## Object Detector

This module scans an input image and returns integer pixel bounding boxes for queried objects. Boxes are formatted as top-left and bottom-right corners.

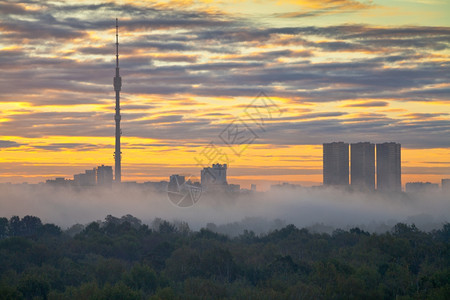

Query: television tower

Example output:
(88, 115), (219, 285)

(113, 18), (122, 183)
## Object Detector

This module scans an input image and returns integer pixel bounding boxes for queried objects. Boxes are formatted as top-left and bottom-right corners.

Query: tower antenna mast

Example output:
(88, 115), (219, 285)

(113, 18), (122, 183)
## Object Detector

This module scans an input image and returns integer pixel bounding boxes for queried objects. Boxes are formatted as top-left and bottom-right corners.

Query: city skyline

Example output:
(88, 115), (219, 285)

(0, 0), (449, 188)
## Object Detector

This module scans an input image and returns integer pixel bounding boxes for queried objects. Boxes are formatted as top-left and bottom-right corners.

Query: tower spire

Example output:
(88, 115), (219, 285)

(114, 18), (122, 183)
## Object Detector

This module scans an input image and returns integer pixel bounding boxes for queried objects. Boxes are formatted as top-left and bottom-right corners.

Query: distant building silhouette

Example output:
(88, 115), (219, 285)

(74, 168), (96, 186)
(143, 181), (168, 193)
(228, 184), (240, 192)
(46, 177), (72, 186)
(201, 163), (228, 188)
(270, 182), (302, 190)
(47, 165), (114, 187)
(169, 174), (185, 189)
(376, 142), (401, 192)
(97, 165), (113, 187)
(442, 179), (450, 193)
(323, 142), (349, 186)
(405, 182), (438, 193)
(167, 174), (202, 207)
(351, 142), (375, 190)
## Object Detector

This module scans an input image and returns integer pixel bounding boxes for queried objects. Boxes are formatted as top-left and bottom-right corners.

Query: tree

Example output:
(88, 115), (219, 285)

(120, 214), (142, 229)
(266, 255), (298, 277)
(98, 282), (141, 300)
(8, 216), (21, 237)
(18, 274), (50, 300)
(0, 217), (448, 299)
(95, 258), (125, 286)
(0, 285), (22, 300)
(21, 215), (42, 236)
(433, 223), (450, 243)
(392, 223), (420, 238)
(159, 221), (177, 234)
(65, 223), (85, 237)
(123, 264), (158, 293)
(83, 222), (101, 235)
(7, 216), (43, 237)
(105, 215), (121, 226)
(150, 287), (177, 300)
(0, 217), (8, 239)
(39, 224), (62, 236)
(183, 278), (227, 300)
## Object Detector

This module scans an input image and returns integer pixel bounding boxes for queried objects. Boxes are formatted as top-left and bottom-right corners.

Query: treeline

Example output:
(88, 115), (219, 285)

(0, 215), (449, 299)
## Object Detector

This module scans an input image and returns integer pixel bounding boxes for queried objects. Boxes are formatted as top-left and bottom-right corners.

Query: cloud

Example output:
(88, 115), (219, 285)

(0, 140), (22, 148)
(401, 113), (449, 119)
(0, 1), (32, 15)
(275, 0), (375, 18)
(343, 101), (389, 107)
(0, 111), (110, 138)
(32, 143), (102, 151)
(227, 49), (314, 61)
(299, 112), (348, 119)
(151, 54), (199, 63)
(288, 0), (374, 10)
(0, 19), (86, 40)
(0, 0), (449, 153)
(122, 104), (155, 111)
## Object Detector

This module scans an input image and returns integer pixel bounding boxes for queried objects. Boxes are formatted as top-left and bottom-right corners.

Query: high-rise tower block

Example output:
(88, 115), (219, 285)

(351, 142), (375, 190)
(376, 142), (401, 192)
(323, 142), (349, 186)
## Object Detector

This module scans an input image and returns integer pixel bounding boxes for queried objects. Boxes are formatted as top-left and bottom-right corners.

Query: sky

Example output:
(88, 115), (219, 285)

(0, 0), (449, 189)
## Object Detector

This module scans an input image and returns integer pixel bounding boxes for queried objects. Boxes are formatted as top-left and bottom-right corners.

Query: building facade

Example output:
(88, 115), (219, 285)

(97, 165), (113, 187)
(442, 179), (450, 193)
(323, 142), (349, 186)
(351, 142), (375, 190)
(73, 168), (96, 186)
(376, 142), (401, 192)
(46, 177), (72, 186)
(201, 163), (228, 188)
(405, 182), (438, 193)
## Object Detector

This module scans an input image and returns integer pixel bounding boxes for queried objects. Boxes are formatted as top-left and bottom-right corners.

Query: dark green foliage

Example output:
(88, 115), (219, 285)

(0, 215), (448, 299)
(0, 285), (22, 300)
(0, 217), (8, 239)
(39, 224), (62, 236)
(123, 264), (158, 293)
(8, 216), (21, 237)
(18, 273), (50, 300)
(195, 228), (229, 242)
(97, 282), (141, 300)
(165, 241), (237, 282)
(158, 220), (177, 234)
(183, 277), (227, 299)
(94, 257), (126, 286)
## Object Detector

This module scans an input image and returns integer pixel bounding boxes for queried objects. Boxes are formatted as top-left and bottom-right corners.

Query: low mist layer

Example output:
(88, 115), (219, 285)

(0, 184), (448, 234)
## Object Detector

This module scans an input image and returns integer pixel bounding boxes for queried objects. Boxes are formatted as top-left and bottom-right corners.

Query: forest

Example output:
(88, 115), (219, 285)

(0, 215), (448, 299)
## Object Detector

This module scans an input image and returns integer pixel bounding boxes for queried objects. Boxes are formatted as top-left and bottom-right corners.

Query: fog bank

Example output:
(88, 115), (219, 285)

(0, 184), (448, 234)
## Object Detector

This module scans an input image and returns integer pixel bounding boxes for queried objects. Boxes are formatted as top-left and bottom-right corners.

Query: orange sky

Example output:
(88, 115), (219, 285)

(0, 0), (449, 188)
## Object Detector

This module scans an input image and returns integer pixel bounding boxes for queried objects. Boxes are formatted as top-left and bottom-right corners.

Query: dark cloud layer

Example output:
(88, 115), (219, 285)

(0, 0), (449, 149)
(0, 140), (21, 148)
